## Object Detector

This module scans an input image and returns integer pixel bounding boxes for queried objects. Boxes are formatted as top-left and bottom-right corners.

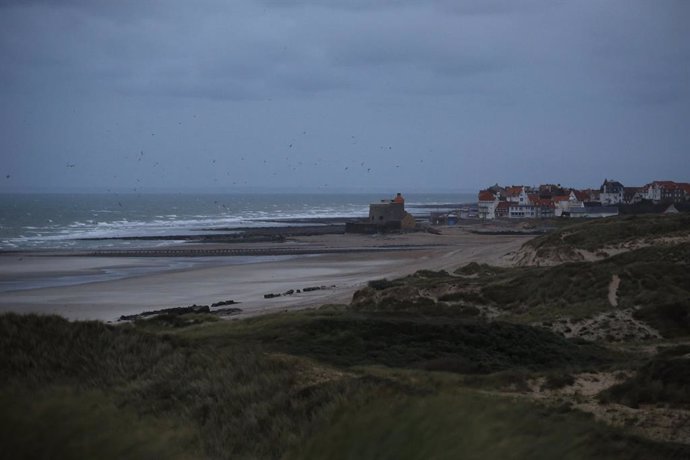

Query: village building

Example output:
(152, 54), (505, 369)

(582, 188), (600, 202)
(476, 178), (686, 221)
(600, 179), (625, 205)
(644, 181), (690, 203)
(505, 186), (528, 204)
(508, 199), (554, 219)
(623, 187), (645, 204)
(477, 190), (499, 219)
(552, 190), (585, 217)
(495, 201), (509, 218)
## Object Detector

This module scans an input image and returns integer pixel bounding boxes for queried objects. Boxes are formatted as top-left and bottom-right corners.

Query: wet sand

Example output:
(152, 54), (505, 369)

(0, 228), (532, 322)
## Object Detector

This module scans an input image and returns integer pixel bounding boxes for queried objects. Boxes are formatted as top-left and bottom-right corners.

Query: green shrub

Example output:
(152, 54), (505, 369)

(368, 278), (398, 290)
(632, 302), (690, 338)
(541, 373), (576, 390)
(599, 358), (690, 408)
(260, 315), (610, 374)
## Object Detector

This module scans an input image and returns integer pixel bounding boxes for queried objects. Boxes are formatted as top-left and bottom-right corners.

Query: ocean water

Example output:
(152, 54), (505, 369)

(0, 192), (476, 250)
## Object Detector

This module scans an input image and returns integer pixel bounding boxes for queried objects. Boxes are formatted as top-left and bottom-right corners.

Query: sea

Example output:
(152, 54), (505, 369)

(0, 192), (476, 251)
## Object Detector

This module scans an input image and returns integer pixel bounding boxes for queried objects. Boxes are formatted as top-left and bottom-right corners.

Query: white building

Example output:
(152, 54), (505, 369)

(600, 179), (625, 205)
(478, 190), (499, 219)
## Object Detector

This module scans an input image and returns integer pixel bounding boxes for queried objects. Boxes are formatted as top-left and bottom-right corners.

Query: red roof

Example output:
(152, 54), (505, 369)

(496, 201), (510, 210)
(505, 186), (523, 196)
(534, 198), (555, 208)
(552, 195), (569, 202)
(653, 181), (680, 189)
(478, 191), (496, 201)
(573, 190), (589, 201)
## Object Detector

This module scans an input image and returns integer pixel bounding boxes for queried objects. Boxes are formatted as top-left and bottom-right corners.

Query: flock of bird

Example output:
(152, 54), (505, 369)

(4, 118), (431, 192)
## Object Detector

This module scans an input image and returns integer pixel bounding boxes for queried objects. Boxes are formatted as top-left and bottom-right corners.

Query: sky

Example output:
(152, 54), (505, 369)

(1, 0), (688, 193)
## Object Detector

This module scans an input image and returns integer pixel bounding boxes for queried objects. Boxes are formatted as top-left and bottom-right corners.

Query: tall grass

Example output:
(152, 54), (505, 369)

(0, 313), (388, 459)
(1, 305), (686, 458)
(524, 214), (690, 253)
(292, 391), (687, 460)
(599, 355), (690, 408)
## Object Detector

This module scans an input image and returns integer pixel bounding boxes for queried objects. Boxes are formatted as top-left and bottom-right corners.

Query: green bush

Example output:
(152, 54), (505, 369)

(632, 302), (690, 338)
(599, 358), (690, 408)
(367, 278), (398, 290)
(541, 373), (576, 390)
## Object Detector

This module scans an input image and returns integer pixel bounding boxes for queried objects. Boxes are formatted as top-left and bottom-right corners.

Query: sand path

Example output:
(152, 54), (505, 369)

(608, 274), (621, 307)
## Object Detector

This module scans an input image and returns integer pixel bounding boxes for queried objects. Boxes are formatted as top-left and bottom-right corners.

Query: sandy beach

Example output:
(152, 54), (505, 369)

(0, 227), (532, 322)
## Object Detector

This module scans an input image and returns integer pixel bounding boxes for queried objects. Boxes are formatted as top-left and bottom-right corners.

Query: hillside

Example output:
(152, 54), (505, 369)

(512, 214), (690, 266)
(2, 214), (690, 458)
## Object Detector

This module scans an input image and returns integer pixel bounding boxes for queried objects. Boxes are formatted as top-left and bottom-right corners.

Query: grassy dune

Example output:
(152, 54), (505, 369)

(2, 214), (689, 458)
(2, 310), (688, 459)
(352, 242), (689, 324)
(524, 213), (690, 253)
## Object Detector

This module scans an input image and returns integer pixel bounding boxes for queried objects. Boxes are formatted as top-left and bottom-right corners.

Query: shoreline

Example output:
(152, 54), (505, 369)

(0, 226), (534, 322)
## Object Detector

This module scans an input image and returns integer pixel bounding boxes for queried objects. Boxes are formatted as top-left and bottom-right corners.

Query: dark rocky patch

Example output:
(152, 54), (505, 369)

(211, 300), (238, 307)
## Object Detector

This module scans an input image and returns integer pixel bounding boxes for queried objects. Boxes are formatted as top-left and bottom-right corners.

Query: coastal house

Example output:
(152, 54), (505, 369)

(552, 194), (570, 217)
(582, 188), (600, 202)
(644, 181), (690, 203)
(495, 201), (510, 218)
(538, 184), (566, 198)
(600, 179), (625, 205)
(623, 187), (645, 204)
(507, 193), (549, 219)
(476, 178), (689, 220)
(552, 191), (590, 217)
(478, 190), (500, 219)
(505, 186), (529, 204)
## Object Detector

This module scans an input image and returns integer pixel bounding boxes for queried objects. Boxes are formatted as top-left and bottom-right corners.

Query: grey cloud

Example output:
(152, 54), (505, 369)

(1, 0), (688, 192)
(258, 0), (556, 16)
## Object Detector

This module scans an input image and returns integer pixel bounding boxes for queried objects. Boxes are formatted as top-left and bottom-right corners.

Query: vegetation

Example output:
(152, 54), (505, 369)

(352, 242), (690, 325)
(0, 313), (383, 459)
(631, 303), (690, 338)
(524, 213), (690, 253)
(214, 311), (611, 373)
(3, 214), (690, 458)
(599, 353), (690, 408)
(293, 392), (680, 460)
(541, 372), (576, 391)
(4, 310), (685, 459)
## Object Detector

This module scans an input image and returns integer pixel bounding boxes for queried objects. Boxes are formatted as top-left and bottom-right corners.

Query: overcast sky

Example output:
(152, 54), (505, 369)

(1, 0), (688, 193)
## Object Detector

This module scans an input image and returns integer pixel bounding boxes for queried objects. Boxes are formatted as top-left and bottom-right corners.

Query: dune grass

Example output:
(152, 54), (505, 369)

(2, 310), (689, 459)
(0, 313), (389, 459)
(0, 387), (196, 460)
(599, 352), (690, 409)
(350, 241), (689, 326)
(524, 214), (690, 253)
(292, 391), (687, 460)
